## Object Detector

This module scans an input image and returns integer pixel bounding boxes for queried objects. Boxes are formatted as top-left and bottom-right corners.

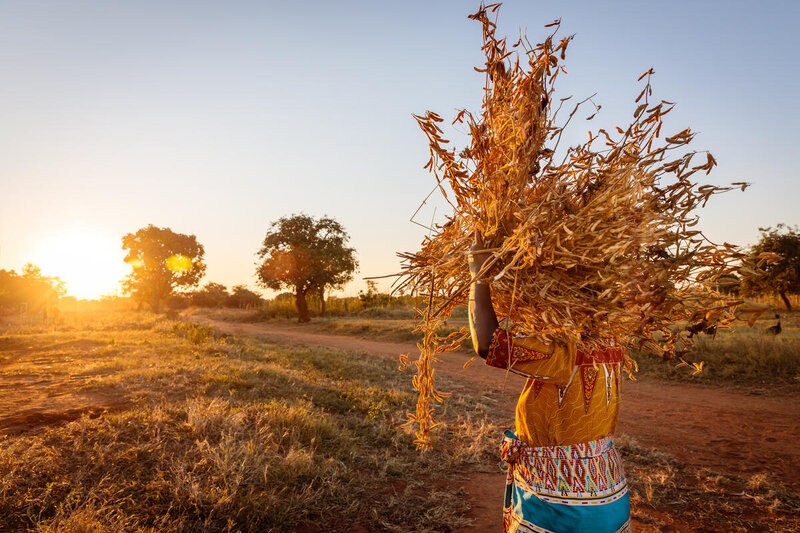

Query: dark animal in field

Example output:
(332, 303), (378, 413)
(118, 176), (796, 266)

(767, 314), (782, 335)
(686, 319), (718, 338)
(686, 321), (706, 338)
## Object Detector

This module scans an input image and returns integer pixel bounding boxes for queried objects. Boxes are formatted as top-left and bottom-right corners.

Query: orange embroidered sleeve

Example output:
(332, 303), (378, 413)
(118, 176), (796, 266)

(484, 328), (574, 386)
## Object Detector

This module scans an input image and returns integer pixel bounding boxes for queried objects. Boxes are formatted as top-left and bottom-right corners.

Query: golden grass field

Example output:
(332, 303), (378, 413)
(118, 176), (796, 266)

(1, 309), (799, 531)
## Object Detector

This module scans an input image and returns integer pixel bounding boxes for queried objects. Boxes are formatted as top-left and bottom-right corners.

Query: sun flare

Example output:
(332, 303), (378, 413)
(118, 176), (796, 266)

(32, 227), (129, 300)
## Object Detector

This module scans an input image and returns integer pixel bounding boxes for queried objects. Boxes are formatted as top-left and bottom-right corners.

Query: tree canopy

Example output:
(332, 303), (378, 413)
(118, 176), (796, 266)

(741, 224), (800, 310)
(256, 214), (357, 322)
(121, 225), (206, 313)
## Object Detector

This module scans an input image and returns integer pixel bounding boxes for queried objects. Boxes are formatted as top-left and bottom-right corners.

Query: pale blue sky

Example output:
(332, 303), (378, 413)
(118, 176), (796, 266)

(0, 1), (798, 298)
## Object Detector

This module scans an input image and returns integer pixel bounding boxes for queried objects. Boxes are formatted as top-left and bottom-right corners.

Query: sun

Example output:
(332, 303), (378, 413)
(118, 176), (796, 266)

(32, 227), (129, 300)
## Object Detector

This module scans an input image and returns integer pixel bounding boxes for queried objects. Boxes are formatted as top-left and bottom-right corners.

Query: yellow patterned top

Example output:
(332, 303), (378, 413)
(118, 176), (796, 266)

(485, 328), (624, 447)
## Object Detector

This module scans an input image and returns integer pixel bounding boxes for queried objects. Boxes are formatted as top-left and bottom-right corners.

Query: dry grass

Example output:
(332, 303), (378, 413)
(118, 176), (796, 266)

(310, 313), (800, 388)
(191, 304), (798, 387)
(187, 307), (800, 389)
(187, 308), (471, 346)
(216, 309), (799, 389)
(634, 310), (800, 388)
(616, 435), (800, 531)
(1, 310), (797, 530)
(0, 311), (499, 532)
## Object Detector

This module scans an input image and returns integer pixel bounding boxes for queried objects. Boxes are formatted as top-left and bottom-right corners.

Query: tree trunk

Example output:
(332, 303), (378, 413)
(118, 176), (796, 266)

(295, 289), (311, 322)
(779, 291), (793, 311)
(319, 287), (326, 316)
(150, 296), (161, 314)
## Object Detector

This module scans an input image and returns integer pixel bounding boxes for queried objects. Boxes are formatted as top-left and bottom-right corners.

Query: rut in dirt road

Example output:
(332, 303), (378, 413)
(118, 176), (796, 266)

(192, 317), (800, 493)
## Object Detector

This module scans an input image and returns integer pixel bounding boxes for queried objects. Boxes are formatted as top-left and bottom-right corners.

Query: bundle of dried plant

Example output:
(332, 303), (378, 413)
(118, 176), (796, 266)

(396, 4), (775, 449)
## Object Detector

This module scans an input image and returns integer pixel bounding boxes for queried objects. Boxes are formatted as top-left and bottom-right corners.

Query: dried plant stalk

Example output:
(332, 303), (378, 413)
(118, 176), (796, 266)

(397, 4), (774, 450)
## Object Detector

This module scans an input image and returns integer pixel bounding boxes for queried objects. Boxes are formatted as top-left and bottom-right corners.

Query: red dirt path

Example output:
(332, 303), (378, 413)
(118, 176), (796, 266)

(193, 317), (800, 532)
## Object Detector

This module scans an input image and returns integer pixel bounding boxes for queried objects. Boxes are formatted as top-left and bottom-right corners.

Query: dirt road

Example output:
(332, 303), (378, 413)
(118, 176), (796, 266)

(193, 317), (800, 530)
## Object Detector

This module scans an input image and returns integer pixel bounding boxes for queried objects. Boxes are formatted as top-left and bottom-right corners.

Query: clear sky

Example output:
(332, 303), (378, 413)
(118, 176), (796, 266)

(1, 1), (798, 299)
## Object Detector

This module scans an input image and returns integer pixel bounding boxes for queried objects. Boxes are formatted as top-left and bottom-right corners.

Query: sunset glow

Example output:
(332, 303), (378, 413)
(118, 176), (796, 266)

(32, 227), (128, 300)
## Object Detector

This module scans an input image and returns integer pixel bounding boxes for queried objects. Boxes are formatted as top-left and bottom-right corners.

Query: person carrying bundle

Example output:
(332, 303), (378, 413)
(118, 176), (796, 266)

(468, 237), (631, 533)
(400, 6), (771, 531)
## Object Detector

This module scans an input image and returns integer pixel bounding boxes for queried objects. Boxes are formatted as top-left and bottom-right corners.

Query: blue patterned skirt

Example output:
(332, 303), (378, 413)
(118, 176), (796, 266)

(500, 431), (631, 533)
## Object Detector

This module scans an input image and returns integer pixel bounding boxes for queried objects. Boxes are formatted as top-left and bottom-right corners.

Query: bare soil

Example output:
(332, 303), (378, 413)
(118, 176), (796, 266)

(0, 338), (129, 436)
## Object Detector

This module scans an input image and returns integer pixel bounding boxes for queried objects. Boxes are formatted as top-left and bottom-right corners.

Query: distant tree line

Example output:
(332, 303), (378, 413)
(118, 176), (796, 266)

(167, 283), (264, 309)
(0, 264), (65, 316)
(9, 216), (796, 321)
(358, 280), (393, 307)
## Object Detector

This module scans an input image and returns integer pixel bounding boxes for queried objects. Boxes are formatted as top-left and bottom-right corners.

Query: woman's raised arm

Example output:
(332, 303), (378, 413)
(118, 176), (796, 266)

(468, 234), (499, 358)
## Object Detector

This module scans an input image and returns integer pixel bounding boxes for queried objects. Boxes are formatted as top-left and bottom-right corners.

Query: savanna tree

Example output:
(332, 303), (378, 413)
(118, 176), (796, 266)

(256, 214), (357, 322)
(312, 227), (359, 316)
(122, 225), (206, 313)
(741, 224), (800, 310)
